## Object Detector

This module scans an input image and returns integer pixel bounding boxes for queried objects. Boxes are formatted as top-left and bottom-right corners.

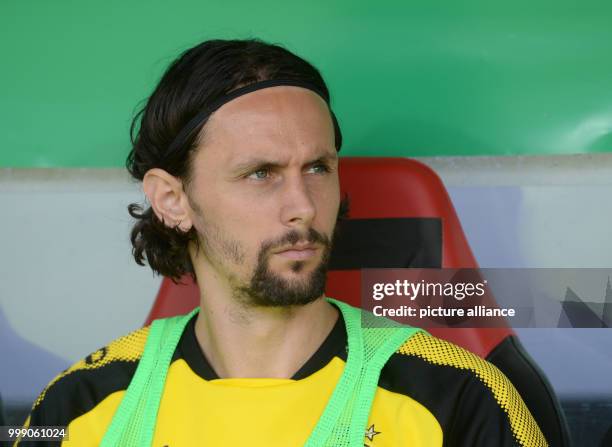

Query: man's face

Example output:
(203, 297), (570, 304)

(185, 86), (341, 307)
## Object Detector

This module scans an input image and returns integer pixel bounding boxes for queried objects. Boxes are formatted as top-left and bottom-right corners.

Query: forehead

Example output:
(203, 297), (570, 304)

(197, 86), (337, 166)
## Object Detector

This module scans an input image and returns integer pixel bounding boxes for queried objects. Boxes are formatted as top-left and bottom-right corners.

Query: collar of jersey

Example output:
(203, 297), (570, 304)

(173, 303), (348, 381)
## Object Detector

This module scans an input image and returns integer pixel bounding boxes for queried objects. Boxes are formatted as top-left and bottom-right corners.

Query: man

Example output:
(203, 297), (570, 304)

(18, 39), (547, 446)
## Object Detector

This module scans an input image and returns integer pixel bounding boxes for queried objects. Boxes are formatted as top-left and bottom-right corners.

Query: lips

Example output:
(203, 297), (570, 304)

(275, 243), (317, 253)
(274, 243), (319, 260)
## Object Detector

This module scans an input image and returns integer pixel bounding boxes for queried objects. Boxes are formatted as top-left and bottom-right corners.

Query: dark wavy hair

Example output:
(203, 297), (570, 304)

(126, 38), (346, 282)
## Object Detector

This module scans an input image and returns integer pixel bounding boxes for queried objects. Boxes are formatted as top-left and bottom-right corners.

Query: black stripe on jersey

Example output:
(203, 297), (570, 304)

(19, 360), (138, 447)
(377, 352), (521, 446)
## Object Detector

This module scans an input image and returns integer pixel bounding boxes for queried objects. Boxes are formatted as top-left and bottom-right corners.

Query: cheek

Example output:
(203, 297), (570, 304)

(190, 204), (237, 251)
(317, 180), (341, 225)
(214, 208), (267, 259)
(186, 177), (268, 266)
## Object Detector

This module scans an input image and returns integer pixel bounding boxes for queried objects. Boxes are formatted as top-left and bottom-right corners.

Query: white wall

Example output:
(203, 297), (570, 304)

(0, 169), (160, 403)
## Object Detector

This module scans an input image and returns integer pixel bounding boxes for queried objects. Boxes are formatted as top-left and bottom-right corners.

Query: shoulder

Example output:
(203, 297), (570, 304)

(26, 325), (150, 428)
(379, 331), (547, 446)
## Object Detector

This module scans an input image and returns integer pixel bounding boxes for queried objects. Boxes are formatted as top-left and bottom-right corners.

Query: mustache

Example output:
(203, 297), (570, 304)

(262, 228), (331, 254)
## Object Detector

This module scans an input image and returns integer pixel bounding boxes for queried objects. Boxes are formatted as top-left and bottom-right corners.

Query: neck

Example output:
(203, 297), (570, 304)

(192, 271), (339, 379)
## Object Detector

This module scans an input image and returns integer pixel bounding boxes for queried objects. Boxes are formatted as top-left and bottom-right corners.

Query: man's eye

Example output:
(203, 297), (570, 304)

(248, 169), (270, 180)
(309, 163), (330, 174)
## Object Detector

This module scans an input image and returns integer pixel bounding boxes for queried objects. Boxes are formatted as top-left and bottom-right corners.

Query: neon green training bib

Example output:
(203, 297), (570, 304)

(100, 298), (423, 446)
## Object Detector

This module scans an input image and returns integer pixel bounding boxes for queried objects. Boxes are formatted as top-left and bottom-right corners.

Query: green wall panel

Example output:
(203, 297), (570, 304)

(2, 1), (612, 167)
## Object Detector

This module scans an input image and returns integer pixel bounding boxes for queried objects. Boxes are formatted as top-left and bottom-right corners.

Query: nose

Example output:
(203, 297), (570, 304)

(280, 173), (316, 228)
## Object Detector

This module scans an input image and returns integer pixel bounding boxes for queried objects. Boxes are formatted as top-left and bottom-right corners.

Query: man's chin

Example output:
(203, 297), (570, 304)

(241, 273), (326, 308)
(241, 249), (330, 307)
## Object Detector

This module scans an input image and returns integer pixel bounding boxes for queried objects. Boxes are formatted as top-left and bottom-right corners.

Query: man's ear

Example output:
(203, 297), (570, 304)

(142, 168), (193, 232)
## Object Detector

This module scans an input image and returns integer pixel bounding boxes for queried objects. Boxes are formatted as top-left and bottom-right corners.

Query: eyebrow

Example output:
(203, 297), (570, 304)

(230, 152), (338, 174)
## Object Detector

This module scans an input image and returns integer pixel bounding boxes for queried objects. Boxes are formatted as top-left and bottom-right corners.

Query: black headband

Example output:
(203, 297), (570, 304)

(167, 78), (342, 154)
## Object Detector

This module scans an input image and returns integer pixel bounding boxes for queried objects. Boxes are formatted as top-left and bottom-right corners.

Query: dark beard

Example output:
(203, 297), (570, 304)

(237, 227), (333, 307)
